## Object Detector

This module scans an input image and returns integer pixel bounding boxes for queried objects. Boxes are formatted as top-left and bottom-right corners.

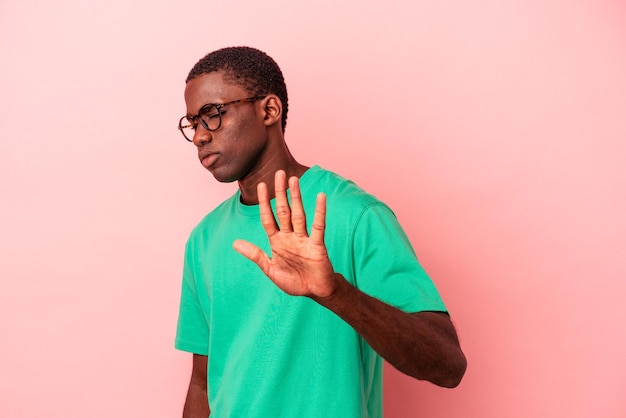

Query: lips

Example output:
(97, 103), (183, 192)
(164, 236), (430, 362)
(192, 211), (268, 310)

(198, 151), (219, 168)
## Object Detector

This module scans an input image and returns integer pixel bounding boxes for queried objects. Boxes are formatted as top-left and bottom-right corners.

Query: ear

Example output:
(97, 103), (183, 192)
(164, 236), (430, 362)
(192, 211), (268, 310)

(261, 95), (282, 128)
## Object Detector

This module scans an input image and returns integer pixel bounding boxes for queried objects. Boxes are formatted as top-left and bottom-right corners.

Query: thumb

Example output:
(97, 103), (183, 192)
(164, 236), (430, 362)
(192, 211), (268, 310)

(233, 239), (270, 274)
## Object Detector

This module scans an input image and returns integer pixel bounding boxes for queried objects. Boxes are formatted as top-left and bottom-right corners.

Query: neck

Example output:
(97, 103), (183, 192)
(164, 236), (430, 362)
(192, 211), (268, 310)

(238, 141), (308, 205)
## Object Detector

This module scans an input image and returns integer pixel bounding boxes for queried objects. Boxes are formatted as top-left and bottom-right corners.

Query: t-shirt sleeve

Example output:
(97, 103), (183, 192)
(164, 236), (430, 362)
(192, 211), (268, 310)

(175, 236), (210, 355)
(352, 203), (447, 313)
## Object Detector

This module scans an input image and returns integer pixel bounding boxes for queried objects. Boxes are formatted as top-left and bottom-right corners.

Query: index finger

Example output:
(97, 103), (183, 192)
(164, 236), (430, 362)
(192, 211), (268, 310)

(258, 181), (279, 237)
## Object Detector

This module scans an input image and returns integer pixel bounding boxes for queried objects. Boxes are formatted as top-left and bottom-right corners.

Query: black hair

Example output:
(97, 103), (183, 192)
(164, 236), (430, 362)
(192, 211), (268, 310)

(186, 46), (289, 132)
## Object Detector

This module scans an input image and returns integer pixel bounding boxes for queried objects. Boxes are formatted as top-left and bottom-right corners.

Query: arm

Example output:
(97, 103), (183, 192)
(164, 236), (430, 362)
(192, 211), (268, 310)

(233, 171), (467, 388)
(183, 354), (210, 417)
(315, 276), (466, 387)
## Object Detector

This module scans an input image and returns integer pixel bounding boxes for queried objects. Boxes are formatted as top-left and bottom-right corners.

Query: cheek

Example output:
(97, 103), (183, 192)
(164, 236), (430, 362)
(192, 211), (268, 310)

(233, 114), (257, 139)
(229, 112), (265, 146)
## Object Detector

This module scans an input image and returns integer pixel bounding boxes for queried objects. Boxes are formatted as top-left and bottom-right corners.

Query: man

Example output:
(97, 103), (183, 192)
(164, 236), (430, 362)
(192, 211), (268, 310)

(175, 46), (466, 418)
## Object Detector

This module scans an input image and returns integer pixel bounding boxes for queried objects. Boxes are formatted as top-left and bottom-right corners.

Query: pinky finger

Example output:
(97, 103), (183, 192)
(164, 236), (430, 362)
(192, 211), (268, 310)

(310, 192), (327, 245)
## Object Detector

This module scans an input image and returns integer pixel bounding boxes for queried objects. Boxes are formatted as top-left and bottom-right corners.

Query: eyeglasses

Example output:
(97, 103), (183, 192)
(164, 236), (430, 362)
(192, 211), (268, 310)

(178, 95), (266, 142)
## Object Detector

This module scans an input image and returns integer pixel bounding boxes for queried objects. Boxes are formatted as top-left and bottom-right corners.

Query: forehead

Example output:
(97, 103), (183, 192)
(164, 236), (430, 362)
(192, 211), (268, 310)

(184, 71), (248, 113)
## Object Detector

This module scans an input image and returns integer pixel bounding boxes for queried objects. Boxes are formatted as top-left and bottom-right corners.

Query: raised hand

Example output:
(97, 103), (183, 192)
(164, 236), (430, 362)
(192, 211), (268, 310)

(233, 170), (337, 298)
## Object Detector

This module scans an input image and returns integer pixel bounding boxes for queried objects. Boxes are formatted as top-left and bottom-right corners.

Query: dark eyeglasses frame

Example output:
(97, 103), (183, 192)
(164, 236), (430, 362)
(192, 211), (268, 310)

(178, 95), (267, 142)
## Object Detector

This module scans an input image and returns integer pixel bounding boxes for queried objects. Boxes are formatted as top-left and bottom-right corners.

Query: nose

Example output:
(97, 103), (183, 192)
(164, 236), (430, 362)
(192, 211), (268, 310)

(192, 125), (212, 147)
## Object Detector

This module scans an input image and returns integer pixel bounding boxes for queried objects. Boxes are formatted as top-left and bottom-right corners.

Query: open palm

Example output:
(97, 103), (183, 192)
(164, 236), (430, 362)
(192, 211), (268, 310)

(233, 171), (336, 298)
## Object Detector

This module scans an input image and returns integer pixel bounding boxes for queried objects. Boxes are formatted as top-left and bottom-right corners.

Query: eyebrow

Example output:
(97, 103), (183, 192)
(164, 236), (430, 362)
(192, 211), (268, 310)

(186, 103), (217, 119)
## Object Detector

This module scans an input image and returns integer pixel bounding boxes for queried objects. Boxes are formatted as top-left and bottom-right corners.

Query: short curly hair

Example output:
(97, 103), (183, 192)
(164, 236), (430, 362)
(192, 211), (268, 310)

(186, 46), (289, 132)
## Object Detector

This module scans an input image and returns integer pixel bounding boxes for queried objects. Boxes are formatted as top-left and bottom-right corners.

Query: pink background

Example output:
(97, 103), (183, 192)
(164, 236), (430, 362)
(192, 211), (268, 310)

(1, 1), (625, 417)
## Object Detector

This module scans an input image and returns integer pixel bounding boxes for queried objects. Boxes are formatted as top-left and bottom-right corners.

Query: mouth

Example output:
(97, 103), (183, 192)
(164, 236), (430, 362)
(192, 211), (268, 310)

(199, 151), (219, 168)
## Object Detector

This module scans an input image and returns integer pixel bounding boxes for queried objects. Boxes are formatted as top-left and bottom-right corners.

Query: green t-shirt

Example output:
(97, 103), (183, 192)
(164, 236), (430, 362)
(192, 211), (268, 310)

(176, 166), (446, 417)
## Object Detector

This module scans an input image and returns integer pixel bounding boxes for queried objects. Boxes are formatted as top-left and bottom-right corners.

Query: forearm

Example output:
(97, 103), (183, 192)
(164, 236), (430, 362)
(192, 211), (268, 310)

(313, 273), (467, 388)
(183, 381), (210, 417)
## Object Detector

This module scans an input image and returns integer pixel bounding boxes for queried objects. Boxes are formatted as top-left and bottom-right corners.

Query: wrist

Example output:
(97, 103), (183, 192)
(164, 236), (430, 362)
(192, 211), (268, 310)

(311, 273), (350, 306)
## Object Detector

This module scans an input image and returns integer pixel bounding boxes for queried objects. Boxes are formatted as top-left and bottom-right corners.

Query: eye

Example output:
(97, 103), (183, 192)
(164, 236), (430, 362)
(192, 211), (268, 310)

(199, 104), (218, 117)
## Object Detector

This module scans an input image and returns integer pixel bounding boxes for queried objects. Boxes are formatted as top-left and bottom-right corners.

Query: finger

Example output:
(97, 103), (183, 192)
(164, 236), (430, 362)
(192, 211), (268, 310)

(310, 192), (326, 245)
(233, 239), (271, 276)
(288, 176), (307, 236)
(274, 170), (292, 232)
(258, 182), (279, 237)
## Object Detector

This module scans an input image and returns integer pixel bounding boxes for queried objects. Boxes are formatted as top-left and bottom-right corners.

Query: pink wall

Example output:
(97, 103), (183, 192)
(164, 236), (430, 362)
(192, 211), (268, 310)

(1, 1), (625, 417)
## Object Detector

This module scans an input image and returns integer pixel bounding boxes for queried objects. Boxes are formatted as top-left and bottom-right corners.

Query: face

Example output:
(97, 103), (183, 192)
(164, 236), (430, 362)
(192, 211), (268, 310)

(184, 71), (269, 183)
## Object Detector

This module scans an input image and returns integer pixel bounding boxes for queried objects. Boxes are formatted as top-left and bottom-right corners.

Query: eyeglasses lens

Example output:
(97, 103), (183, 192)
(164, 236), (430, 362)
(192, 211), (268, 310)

(200, 105), (222, 132)
(179, 105), (223, 141)
(180, 117), (195, 141)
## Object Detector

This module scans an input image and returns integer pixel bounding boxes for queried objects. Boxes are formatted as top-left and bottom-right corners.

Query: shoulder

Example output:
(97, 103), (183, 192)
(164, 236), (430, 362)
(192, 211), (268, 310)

(305, 165), (396, 224)
(305, 166), (382, 207)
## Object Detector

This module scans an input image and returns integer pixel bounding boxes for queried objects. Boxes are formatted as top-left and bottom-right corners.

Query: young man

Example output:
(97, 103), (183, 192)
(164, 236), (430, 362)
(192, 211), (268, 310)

(175, 46), (466, 418)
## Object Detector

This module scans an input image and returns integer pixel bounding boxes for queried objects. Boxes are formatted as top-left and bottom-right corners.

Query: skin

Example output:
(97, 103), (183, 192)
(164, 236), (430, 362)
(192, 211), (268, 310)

(182, 71), (467, 417)
(184, 72), (307, 202)
(183, 354), (209, 417)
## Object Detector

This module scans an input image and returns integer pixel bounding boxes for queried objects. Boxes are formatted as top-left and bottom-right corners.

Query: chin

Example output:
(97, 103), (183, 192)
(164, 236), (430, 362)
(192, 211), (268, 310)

(213, 176), (238, 184)
(209, 167), (241, 184)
